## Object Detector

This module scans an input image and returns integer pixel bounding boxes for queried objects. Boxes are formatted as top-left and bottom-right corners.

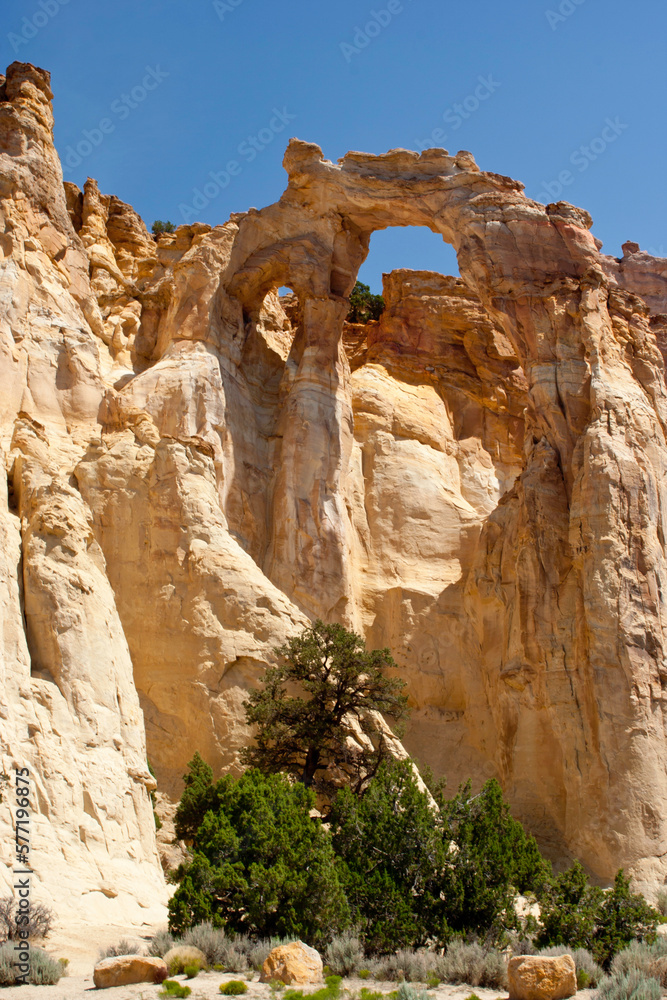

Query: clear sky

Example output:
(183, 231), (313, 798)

(2, 0), (665, 289)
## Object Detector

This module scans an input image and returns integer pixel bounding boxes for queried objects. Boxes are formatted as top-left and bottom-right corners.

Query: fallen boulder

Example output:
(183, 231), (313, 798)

(93, 954), (168, 988)
(260, 941), (323, 985)
(508, 955), (576, 1000)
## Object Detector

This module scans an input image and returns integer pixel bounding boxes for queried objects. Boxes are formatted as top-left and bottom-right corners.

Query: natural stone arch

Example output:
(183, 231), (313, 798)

(226, 140), (667, 884)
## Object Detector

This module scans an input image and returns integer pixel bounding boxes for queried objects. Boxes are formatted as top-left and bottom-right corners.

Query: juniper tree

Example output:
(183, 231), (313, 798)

(241, 620), (408, 797)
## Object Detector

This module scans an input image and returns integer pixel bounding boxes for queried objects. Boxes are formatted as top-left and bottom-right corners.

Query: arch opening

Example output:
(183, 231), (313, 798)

(357, 225), (461, 293)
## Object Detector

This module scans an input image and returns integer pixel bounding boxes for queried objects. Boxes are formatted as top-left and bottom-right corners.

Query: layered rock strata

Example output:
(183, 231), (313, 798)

(2, 58), (667, 929)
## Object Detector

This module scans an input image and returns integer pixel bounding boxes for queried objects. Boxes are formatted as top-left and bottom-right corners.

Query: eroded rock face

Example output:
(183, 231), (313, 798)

(2, 57), (667, 924)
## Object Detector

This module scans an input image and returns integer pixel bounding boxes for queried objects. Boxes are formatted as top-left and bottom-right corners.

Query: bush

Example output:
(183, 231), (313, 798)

(0, 896), (53, 941)
(161, 981), (192, 998)
(595, 970), (661, 1000)
(347, 282), (385, 324)
(184, 963), (200, 978)
(98, 939), (142, 960)
(220, 981), (249, 995)
(655, 890), (667, 917)
(367, 949), (439, 982)
(611, 939), (667, 979)
(395, 984), (430, 1000)
(180, 924), (229, 966)
(540, 945), (604, 988)
(283, 975), (342, 1000)
(437, 940), (508, 989)
(169, 768), (349, 944)
(149, 928), (175, 957)
(324, 931), (364, 977)
(0, 943), (64, 986)
(152, 220), (176, 236)
(594, 871), (658, 969)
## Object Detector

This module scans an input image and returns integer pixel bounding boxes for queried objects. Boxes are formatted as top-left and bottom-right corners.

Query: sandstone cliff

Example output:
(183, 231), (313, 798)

(2, 58), (667, 932)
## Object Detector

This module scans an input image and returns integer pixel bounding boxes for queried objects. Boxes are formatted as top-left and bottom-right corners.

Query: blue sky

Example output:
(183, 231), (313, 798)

(2, 0), (665, 289)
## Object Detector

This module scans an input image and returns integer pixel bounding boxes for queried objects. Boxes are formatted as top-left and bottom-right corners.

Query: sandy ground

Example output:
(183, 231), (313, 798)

(0, 971), (599, 1000)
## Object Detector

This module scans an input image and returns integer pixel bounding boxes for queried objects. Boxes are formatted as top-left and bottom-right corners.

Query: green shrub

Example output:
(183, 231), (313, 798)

(161, 981), (192, 998)
(169, 767), (349, 944)
(220, 981), (249, 995)
(0, 943), (64, 986)
(358, 969), (371, 979)
(283, 975), (342, 1000)
(540, 945), (603, 987)
(152, 220), (176, 236)
(437, 940), (508, 989)
(325, 931), (364, 976)
(538, 865), (658, 968)
(98, 938), (141, 960)
(347, 282), (385, 323)
(594, 871), (658, 969)
(595, 970), (661, 1000)
(184, 963), (201, 978)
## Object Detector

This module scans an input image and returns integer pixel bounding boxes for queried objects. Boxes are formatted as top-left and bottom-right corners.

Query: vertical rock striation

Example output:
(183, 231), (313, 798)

(2, 58), (667, 921)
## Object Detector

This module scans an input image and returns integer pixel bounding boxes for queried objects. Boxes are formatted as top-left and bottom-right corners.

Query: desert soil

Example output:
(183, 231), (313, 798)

(0, 972), (598, 1000)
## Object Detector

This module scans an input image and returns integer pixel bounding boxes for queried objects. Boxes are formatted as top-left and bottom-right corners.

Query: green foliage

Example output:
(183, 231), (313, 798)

(358, 969), (372, 980)
(595, 970), (662, 1000)
(161, 981), (192, 999)
(184, 963), (201, 978)
(436, 778), (549, 938)
(169, 768), (349, 943)
(593, 870), (658, 969)
(330, 764), (547, 951)
(330, 760), (446, 951)
(220, 981), (249, 995)
(241, 620), (408, 798)
(174, 751), (215, 842)
(537, 864), (658, 968)
(537, 861), (604, 951)
(283, 974), (343, 1000)
(152, 220), (176, 235)
(347, 282), (385, 323)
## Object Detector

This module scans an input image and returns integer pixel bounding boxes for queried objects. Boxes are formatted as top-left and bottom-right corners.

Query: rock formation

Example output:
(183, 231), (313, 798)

(2, 57), (667, 932)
